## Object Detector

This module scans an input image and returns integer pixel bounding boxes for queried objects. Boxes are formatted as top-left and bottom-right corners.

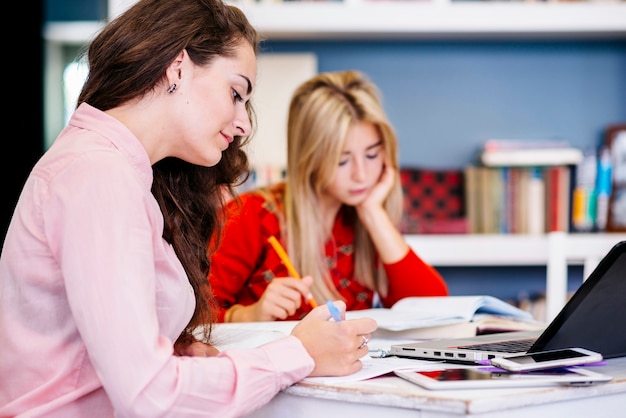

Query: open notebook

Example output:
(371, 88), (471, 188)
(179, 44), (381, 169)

(390, 240), (626, 363)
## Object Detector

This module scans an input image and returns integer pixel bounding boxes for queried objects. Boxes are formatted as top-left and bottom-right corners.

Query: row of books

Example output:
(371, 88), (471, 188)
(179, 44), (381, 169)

(398, 139), (585, 235)
(464, 165), (571, 234)
(475, 138), (622, 234)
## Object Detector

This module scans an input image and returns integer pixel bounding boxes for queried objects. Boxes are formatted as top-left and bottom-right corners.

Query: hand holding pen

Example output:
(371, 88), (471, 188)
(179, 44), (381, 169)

(226, 236), (317, 322)
(326, 300), (370, 350)
(268, 236), (318, 308)
(266, 236), (375, 360)
(291, 300), (377, 377)
(243, 275), (315, 321)
(326, 300), (343, 322)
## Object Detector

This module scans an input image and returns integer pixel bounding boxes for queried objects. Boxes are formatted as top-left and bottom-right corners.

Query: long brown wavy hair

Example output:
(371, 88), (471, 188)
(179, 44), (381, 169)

(77, 0), (260, 345)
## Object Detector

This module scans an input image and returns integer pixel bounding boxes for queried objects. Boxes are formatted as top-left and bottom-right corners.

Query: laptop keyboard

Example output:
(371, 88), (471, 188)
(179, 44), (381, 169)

(458, 338), (535, 353)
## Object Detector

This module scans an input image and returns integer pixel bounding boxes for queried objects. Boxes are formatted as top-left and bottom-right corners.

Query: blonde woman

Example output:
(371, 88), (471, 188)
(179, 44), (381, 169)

(209, 70), (448, 322)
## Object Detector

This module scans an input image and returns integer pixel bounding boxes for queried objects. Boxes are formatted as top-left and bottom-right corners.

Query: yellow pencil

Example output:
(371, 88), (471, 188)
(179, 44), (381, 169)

(267, 236), (318, 308)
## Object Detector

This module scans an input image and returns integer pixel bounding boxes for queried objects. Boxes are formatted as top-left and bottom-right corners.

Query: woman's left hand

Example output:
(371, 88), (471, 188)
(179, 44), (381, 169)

(354, 160), (410, 265)
(358, 161), (395, 215)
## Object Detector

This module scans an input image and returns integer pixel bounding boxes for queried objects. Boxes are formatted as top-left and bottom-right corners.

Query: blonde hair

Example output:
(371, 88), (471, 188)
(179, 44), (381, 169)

(284, 70), (403, 303)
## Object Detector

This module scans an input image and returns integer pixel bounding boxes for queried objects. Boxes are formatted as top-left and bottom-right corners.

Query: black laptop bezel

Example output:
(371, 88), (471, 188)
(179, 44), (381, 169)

(528, 240), (626, 357)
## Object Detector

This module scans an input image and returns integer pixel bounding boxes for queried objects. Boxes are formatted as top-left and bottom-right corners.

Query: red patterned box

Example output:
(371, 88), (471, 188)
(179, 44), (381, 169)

(399, 168), (468, 234)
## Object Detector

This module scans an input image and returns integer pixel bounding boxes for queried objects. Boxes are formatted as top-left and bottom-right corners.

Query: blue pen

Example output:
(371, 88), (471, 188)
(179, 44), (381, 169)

(326, 300), (342, 322)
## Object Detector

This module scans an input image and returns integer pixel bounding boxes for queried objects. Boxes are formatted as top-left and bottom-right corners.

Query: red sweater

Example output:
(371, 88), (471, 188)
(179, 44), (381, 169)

(208, 183), (448, 322)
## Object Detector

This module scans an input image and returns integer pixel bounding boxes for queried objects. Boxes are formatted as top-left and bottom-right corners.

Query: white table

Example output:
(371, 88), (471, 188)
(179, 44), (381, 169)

(246, 356), (626, 418)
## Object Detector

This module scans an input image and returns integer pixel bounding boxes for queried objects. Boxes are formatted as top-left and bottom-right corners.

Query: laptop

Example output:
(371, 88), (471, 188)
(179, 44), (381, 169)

(390, 240), (626, 363)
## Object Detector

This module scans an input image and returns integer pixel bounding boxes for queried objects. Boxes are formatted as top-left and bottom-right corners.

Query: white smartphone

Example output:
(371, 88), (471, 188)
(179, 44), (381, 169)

(490, 347), (603, 372)
(393, 366), (611, 390)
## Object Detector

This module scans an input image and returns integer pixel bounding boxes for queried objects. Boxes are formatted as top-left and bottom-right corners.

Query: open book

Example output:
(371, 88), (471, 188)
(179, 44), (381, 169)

(345, 295), (545, 340)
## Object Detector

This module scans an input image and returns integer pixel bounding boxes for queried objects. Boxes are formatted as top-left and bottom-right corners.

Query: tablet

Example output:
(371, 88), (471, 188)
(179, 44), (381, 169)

(394, 367), (612, 390)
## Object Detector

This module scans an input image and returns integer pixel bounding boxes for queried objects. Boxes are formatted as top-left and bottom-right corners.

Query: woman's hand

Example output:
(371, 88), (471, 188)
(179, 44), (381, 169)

(227, 275), (314, 322)
(355, 161), (396, 228)
(357, 161), (395, 216)
(354, 161), (409, 265)
(291, 300), (377, 377)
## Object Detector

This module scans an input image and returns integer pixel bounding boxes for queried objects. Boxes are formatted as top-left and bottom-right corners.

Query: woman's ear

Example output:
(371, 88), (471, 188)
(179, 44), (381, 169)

(166, 49), (187, 89)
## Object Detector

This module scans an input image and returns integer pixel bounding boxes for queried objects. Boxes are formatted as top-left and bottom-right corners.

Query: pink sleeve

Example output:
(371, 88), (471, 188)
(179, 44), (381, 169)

(162, 336), (314, 417)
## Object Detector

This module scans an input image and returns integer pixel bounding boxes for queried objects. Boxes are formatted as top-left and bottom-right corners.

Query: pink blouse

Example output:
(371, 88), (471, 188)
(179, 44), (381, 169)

(0, 103), (313, 417)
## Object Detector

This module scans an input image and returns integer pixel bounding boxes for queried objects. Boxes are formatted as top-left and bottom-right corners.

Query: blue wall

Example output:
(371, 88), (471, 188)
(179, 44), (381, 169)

(438, 265), (583, 303)
(262, 40), (626, 169)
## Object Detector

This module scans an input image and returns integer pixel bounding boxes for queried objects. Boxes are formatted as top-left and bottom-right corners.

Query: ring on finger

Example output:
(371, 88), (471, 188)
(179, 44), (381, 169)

(359, 335), (369, 349)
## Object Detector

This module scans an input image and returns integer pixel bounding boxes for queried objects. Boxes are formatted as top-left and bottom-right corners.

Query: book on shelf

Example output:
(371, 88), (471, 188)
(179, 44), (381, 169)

(464, 165), (480, 234)
(345, 295), (544, 340)
(544, 165), (572, 232)
(480, 139), (584, 167)
(527, 167), (546, 235)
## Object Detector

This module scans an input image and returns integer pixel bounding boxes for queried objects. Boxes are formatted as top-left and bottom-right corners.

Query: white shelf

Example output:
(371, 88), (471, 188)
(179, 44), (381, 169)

(45, 2), (626, 43)
(406, 233), (550, 266)
(43, 21), (105, 45)
(405, 232), (626, 321)
(234, 2), (626, 40)
(404, 232), (624, 267)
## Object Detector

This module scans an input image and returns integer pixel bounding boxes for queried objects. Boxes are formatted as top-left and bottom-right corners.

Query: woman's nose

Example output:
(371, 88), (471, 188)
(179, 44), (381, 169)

(352, 158), (367, 181)
(235, 107), (251, 136)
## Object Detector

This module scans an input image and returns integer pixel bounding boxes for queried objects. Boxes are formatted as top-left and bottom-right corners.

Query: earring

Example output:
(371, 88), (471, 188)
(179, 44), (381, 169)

(167, 83), (177, 94)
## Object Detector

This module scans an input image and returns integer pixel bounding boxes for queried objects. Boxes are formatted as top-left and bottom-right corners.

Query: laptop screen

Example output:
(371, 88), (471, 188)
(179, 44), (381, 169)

(531, 243), (626, 358)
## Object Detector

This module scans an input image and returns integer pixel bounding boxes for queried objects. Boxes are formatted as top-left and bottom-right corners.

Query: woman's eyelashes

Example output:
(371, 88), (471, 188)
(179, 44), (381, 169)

(366, 141), (383, 159)
(338, 150), (381, 167)
(232, 88), (243, 103)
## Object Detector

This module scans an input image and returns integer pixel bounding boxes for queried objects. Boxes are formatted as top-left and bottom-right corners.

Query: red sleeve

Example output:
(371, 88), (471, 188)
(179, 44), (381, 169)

(208, 193), (277, 322)
(379, 248), (449, 308)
